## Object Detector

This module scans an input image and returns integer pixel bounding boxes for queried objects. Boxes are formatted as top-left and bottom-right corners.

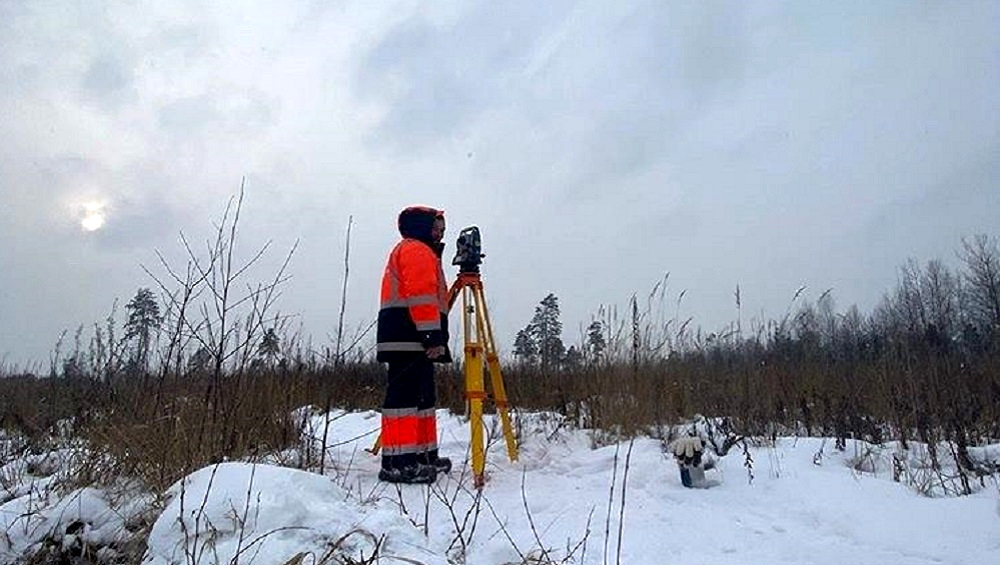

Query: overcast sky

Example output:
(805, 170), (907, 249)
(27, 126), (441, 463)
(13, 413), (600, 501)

(2, 1), (998, 367)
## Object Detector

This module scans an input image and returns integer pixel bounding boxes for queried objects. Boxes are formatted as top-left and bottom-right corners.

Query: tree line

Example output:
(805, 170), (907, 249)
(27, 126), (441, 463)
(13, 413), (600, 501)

(513, 234), (1000, 367)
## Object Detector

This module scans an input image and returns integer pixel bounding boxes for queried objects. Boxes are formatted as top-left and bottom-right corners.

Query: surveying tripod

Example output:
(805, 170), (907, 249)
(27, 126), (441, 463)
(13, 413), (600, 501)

(447, 269), (519, 487)
(369, 228), (518, 488)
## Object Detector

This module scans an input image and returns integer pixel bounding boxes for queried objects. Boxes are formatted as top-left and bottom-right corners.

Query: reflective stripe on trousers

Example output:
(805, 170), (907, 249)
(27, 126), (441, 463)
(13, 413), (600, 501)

(381, 408), (437, 455)
(381, 357), (438, 470)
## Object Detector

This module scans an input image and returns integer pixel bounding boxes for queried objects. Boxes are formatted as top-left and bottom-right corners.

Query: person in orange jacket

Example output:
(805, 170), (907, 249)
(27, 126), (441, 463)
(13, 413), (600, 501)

(375, 205), (454, 484)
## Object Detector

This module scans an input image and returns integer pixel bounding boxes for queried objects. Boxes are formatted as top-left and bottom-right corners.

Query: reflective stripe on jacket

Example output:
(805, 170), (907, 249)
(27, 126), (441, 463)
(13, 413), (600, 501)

(376, 238), (450, 362)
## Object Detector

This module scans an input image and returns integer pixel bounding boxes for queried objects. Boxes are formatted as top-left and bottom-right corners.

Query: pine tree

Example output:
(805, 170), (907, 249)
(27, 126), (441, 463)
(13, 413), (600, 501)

(531, 293), (565, 371)
(563, 345), (583, 371)
(188, 346), (213, 374)
(256, 328), (281, 367)
(586, 320), (606, 364)
(124, 288), (161, 372)
(513, 325), (538, 365)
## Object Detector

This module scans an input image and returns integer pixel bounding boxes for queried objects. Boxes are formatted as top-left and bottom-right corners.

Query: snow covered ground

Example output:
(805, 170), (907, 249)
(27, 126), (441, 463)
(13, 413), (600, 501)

(2, 411), (999, 564)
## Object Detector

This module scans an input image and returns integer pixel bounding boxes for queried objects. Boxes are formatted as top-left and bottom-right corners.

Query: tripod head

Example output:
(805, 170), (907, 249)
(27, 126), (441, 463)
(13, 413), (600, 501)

(452, 226), (485, 274)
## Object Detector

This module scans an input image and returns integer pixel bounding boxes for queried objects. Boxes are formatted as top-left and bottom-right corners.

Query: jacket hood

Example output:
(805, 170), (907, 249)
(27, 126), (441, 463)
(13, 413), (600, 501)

(398, 206), (443, 244)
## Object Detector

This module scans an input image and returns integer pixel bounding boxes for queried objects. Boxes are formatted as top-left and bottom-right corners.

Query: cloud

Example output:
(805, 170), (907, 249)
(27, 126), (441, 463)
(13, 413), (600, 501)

(82, 53), (133, 95)
(1, 0), (998, 365)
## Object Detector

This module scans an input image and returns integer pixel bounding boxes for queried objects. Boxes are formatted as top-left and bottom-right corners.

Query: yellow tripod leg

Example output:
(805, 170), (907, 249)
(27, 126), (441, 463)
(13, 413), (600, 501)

(486, 350), (518, 462)
(463, 286), (488, 488)
(473, 284), (519, 462)
(367, 434), (381, 455)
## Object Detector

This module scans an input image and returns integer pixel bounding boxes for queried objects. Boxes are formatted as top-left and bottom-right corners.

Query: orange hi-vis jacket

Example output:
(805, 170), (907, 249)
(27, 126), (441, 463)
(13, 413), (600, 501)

(376, 238), (450, 363)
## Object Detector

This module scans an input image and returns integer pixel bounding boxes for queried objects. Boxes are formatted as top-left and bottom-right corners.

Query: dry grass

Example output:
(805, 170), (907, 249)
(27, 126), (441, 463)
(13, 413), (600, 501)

(1, 319), (997, 494)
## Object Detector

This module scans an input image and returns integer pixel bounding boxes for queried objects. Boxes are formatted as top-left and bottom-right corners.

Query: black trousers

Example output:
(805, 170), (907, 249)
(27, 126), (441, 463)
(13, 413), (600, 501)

(382, 355), (438, 470)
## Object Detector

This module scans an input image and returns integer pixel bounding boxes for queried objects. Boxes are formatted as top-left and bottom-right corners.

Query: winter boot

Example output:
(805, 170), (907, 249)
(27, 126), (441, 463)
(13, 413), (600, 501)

(417, 450), (452, 474)
(429, 455), (452, 474)
(378, 464), (437, 484)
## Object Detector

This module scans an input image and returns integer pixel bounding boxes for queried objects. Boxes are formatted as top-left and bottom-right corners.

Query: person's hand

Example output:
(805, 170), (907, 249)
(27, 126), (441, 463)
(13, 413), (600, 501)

(426, 345), (447, 359)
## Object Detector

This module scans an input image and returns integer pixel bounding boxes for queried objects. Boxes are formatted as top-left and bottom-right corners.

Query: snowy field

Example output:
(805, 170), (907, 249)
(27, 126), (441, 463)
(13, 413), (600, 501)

(2, 410), (999, 565)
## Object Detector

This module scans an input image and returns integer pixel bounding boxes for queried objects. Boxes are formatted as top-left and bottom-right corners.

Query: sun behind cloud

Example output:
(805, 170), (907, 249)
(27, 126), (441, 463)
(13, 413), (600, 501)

(80, 202), (107, 232)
